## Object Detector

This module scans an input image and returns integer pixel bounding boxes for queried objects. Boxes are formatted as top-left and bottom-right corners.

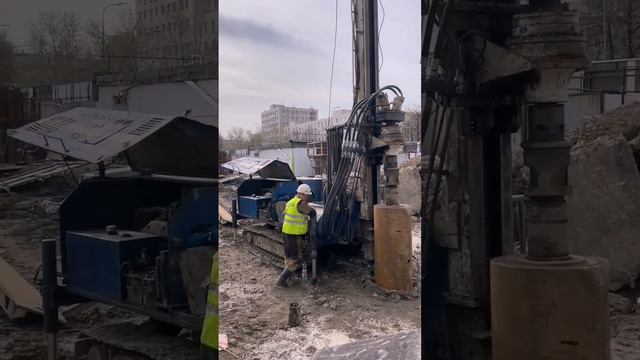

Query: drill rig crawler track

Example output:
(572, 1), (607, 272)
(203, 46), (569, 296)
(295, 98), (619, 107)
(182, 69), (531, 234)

(238, 222), (313, 269)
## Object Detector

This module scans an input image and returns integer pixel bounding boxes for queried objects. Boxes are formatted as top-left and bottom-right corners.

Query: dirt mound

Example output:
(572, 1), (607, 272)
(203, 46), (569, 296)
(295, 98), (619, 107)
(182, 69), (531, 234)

(570, 101), (640, 150)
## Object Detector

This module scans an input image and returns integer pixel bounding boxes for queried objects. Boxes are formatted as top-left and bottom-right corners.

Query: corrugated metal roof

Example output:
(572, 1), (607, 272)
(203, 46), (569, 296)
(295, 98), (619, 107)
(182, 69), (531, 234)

(222, 157), (296, 180)
(0, 161), (85, 192)
(8, 107), (218, 178)
(8, 107), (177, 163)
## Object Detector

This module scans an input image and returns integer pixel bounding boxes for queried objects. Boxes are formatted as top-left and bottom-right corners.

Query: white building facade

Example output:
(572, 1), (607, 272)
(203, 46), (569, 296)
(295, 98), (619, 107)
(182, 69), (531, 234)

(261, 104), (318, 143)
(136, 0), (217, 63)
(289, 108), (351, 141)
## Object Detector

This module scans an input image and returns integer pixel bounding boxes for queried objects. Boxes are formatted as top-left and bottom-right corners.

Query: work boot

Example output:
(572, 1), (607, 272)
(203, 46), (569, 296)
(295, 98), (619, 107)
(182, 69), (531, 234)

(276, 269), (291, 287)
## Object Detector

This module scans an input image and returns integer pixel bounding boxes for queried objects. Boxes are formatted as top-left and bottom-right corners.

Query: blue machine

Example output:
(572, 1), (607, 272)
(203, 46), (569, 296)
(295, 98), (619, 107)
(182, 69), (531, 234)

(66, 230), (162, 301)
(223, 157), (357, 248)
(60, 179), (218, 318)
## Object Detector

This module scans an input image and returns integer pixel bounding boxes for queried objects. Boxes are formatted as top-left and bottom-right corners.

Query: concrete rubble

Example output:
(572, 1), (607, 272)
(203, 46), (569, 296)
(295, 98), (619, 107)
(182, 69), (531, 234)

(566, 102), (640, 291)
(398, 165), (421, 215)
(609, 291), (640, 360)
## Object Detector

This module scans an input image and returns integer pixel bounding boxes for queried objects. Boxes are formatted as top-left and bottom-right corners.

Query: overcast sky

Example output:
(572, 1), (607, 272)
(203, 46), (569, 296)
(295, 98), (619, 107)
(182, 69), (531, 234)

(219, 0), (420, 135)
(0, 1), (135, 49)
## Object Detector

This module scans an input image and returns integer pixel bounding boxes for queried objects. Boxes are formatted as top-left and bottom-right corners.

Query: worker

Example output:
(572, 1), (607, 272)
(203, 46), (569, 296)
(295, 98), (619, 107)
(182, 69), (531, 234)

(277, 183), (317, 287)
(200, 252), (218, 359)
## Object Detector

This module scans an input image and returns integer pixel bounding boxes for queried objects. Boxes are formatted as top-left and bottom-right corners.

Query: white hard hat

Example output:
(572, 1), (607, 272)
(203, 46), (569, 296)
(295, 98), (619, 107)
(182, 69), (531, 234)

(297, 184), (312, 195)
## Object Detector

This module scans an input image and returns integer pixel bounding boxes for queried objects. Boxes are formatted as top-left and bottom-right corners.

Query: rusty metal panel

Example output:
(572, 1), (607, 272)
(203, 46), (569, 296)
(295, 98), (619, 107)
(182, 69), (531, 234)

(221, 157), (296, 180)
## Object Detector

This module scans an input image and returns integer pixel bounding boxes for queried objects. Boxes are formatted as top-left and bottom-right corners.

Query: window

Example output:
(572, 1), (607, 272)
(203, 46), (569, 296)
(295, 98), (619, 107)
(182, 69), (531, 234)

(173, 2), (177, 11)
(185, 0), (189, 9)
(161, 5), (165, 14)
(155, 7), (159, 15)
(203, 21), (208, 34)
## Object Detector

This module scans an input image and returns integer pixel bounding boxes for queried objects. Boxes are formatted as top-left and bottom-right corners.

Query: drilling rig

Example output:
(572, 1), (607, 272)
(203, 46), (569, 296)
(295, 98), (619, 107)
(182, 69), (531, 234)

(228, 0), (412, 293)
(422, 0), (610, 359)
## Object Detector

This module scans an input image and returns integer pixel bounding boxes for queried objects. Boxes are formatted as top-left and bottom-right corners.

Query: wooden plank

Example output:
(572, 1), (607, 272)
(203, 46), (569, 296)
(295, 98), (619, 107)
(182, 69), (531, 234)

(0, 257), (42, 319)
(0, 256), (67, 323)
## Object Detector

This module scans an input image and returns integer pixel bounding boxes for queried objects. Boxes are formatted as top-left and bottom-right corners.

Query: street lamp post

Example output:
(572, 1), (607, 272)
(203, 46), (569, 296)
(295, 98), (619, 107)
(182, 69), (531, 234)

(101, 2), (127, 70)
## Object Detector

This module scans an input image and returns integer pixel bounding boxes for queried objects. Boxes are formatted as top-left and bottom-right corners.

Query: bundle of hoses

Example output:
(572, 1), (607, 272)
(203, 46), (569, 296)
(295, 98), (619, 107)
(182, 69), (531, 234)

(320, 85), (403, 242)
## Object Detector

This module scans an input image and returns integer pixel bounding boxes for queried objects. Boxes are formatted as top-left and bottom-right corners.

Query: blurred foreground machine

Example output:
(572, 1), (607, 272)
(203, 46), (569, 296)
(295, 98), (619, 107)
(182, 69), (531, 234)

(9, 108), (219, 360)
(422, 0), (609, 359)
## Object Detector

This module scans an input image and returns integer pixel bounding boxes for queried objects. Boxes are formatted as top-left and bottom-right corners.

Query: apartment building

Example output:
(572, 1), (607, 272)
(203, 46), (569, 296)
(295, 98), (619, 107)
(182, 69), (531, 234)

(136, 0), (217, 62)
(289, 108), (351, 141)
(261, 104), (318, 141)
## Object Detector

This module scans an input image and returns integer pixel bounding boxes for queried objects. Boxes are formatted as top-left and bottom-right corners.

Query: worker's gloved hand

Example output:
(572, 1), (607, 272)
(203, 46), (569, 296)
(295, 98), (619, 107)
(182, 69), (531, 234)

(308, 209), (317, 218)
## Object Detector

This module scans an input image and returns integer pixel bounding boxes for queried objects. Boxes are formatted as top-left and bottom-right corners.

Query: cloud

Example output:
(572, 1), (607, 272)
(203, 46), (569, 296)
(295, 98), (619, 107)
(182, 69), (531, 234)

(219, 15), (320, 55)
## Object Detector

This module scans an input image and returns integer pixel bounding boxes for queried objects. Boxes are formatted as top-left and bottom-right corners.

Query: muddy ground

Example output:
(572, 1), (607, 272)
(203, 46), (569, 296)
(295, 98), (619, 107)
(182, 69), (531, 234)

(2, 178), (640, 359)
(218, 224), (422, 360)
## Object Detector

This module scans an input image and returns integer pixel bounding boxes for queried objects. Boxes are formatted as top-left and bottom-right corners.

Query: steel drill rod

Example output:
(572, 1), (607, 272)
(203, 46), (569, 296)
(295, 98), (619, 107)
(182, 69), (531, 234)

(231, 199), (238, 241)
(42, 238), (58, 360)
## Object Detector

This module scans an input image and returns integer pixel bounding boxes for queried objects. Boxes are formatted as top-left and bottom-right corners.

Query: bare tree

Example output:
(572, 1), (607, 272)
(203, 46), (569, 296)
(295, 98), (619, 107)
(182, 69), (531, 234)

(577, 0), (640, 59)
(30, 10), (83, 59)
(402, 105), (421, 143)
(85, 9), (140, 73)
(84, 19), (103, 57)
(0, 33), (13, 83)
(29, 10), (86, 80)
(246, 129), (264, 148)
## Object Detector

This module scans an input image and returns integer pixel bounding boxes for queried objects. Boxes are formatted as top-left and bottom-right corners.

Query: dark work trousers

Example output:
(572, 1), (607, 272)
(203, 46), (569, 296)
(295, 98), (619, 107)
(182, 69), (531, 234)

(283, 233), (307, 272)
(200, 344), (218, 360)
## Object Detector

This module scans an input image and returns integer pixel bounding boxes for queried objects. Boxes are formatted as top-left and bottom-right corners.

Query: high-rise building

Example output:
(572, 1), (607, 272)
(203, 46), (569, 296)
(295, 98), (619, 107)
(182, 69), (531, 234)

(135, 0), (217, 63)
(261, 104), (318, 142)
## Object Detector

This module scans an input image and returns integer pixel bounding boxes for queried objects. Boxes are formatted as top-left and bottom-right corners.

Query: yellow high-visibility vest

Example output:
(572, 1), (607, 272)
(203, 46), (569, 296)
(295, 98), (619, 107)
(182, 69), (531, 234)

(282, 197), (309, 235)
(200, 252), (218, 349)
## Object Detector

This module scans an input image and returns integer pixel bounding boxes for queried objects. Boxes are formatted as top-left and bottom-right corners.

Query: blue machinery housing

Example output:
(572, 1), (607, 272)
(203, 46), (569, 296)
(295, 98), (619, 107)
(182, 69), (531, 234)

(58, 177), (218, 330)
(235, 176), (360, 248)
(10, 107), (222, 333)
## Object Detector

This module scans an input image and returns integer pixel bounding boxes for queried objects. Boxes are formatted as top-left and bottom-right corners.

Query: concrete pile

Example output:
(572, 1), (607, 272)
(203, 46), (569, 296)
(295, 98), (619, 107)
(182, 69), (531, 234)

(567, 101), (640, 290)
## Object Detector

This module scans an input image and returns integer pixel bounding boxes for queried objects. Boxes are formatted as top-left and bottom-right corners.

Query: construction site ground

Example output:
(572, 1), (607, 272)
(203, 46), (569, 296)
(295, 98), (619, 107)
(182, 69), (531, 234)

(218, 225), (422, 360)
(2, 174), (640, 359)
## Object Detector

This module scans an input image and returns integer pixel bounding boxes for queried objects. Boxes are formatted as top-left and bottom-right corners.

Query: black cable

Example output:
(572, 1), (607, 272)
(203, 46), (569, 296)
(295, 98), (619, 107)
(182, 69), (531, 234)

(320, 86), (402, 240)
